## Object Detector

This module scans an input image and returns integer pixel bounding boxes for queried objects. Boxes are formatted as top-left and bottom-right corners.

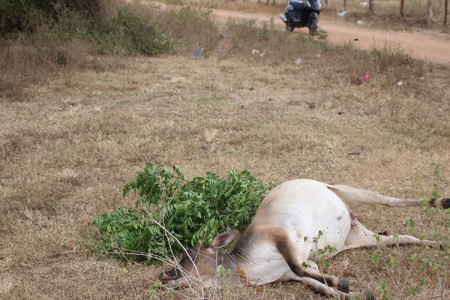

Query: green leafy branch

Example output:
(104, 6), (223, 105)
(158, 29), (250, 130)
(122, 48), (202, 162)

(92, 163), (270, 264)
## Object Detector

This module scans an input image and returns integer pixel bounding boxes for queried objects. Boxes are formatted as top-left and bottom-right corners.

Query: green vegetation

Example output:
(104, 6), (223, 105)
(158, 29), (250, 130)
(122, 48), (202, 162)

(92, 163), (270, 263)
(104, 8), (174, 56)
(0, 0), (219, 55)
(0, 0), (105, 34)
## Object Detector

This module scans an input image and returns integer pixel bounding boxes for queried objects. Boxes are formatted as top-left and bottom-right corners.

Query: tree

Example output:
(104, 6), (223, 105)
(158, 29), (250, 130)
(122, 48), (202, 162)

(445, 0), (448, 25)
(400, 0), (447, 26)
(426, 0), (435, 25)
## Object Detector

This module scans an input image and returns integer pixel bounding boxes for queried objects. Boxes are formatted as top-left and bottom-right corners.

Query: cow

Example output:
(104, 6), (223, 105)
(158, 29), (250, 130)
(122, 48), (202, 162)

(159, 179), (449, 299)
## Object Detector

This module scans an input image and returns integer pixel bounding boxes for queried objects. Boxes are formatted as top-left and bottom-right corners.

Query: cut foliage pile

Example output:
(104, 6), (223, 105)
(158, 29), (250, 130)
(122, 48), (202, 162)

(92, 163), (270, 263)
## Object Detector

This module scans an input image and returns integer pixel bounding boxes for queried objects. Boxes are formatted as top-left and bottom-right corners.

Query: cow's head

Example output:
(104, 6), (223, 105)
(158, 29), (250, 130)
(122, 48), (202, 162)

(159, 230), (239, 287)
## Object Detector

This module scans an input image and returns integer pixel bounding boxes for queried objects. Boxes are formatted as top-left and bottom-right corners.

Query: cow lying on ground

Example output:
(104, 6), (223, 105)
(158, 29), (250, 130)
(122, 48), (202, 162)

(159, 179), (449, 299)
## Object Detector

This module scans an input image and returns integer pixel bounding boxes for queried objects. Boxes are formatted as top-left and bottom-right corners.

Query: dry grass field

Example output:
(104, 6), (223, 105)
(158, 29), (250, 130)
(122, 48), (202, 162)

(1, 2), (450, 300)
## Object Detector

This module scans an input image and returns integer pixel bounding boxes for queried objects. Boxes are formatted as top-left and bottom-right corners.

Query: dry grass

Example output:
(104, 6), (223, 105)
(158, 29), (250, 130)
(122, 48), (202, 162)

(1, 52), (449, 298)
(0, 36), (109, 102)
(163, 0), (284, 14)
(1, 3), (450, 300)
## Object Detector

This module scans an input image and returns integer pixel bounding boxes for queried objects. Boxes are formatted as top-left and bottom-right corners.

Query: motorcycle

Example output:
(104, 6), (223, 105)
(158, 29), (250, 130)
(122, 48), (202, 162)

(279, 0), (321, 36)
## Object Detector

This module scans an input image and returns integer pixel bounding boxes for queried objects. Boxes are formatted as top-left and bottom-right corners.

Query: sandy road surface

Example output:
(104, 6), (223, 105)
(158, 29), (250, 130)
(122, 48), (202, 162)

(318, 20), (450, 65)
(141, 1), (449, 65)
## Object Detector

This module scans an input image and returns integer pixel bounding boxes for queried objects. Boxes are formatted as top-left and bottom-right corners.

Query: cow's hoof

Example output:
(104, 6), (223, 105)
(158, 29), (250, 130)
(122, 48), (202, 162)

(338, 277), (349, 293)
(377, 230), (390, 236)
(441, 198), (450, 209)
(363, 289), (377, 300)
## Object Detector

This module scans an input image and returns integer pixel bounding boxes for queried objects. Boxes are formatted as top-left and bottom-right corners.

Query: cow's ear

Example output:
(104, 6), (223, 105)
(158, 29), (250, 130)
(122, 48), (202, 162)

(210, 230), (239, 250)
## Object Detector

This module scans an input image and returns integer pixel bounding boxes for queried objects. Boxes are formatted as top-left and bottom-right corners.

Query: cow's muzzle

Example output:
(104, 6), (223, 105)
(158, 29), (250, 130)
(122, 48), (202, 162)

(159, 271), (174, 284)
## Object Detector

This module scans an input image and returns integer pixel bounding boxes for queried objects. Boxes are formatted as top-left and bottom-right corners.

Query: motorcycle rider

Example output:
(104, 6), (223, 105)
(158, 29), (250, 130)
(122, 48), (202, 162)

(280, 0), (322, 35)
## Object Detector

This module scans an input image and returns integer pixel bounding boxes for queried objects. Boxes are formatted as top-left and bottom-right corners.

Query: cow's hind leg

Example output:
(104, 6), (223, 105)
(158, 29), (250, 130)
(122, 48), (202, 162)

(335, 223), (436, 256)
(275, 234), (349, 292)
(326, 183), (450, 210)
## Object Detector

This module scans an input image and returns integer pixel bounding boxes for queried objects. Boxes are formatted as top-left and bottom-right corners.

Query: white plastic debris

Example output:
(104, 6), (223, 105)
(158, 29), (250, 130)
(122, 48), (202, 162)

(295, 57), (302, 65)
(251, 49), (265, 57)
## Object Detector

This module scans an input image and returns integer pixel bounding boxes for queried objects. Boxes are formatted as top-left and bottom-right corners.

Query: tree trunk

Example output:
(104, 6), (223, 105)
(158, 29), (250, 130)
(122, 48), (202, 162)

(445, 0), (448, 26)
(369, 0), (375, 14)
(427, 0), (434, 25)
(400, 0), (405, 18)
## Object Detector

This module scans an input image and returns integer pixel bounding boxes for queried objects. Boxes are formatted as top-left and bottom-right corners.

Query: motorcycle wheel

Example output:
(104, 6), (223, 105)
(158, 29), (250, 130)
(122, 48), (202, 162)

(286, 22), (294, 32)
(309, 18), (318, 36)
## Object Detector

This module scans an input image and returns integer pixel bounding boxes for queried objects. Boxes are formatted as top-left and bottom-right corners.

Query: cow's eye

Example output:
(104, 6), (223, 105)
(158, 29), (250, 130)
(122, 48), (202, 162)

(187, 249), (198, 259)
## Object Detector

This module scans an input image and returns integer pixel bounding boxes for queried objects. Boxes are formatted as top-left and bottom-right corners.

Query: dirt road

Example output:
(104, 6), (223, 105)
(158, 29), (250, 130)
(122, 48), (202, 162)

(320, 21), (450, 65)
(210, 8), (450, 65)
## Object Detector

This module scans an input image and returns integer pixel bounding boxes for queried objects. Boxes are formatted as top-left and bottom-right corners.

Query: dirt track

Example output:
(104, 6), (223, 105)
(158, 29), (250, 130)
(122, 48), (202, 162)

(210, 8), (450, 65)
(319, 20), (450, 65)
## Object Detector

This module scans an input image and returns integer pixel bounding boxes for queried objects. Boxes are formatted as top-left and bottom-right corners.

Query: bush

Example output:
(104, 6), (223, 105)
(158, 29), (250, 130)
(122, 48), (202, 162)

(161, 7), (221, 55)
(111, 8), (174, 56)
(0, 0), (107, 35)
(92, 163), (270, 263)
(0, 0), (41, 34)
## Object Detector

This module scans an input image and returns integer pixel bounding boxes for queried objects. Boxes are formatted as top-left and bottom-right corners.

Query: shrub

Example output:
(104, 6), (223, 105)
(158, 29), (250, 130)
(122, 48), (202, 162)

(0, 0), (42, 34)
(0, 0), (108, 35)
(92, 163), (270, 263)
(160, 7), (220, 55)
(111, 8), (174, 56)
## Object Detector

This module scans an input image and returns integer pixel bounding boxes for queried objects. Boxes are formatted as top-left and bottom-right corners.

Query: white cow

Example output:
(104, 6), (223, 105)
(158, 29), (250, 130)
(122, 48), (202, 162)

(159, 179), (449, 299)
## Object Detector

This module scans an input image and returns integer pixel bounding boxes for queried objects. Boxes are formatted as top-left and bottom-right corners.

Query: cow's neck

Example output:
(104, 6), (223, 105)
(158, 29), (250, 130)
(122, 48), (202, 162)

(217, 252), (248, 284)
(209, 250), (249, 285)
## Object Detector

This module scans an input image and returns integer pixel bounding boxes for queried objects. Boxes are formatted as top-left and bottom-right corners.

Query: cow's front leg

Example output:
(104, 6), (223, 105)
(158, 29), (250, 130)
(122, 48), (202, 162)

(301, 264), (350, 293)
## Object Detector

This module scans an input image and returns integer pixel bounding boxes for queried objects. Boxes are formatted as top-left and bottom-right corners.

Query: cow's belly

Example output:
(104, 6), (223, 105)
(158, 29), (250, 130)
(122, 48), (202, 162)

(256, 179), (353, 259)
(298, 210), (351, 260)
(242, 244), (292, 285)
